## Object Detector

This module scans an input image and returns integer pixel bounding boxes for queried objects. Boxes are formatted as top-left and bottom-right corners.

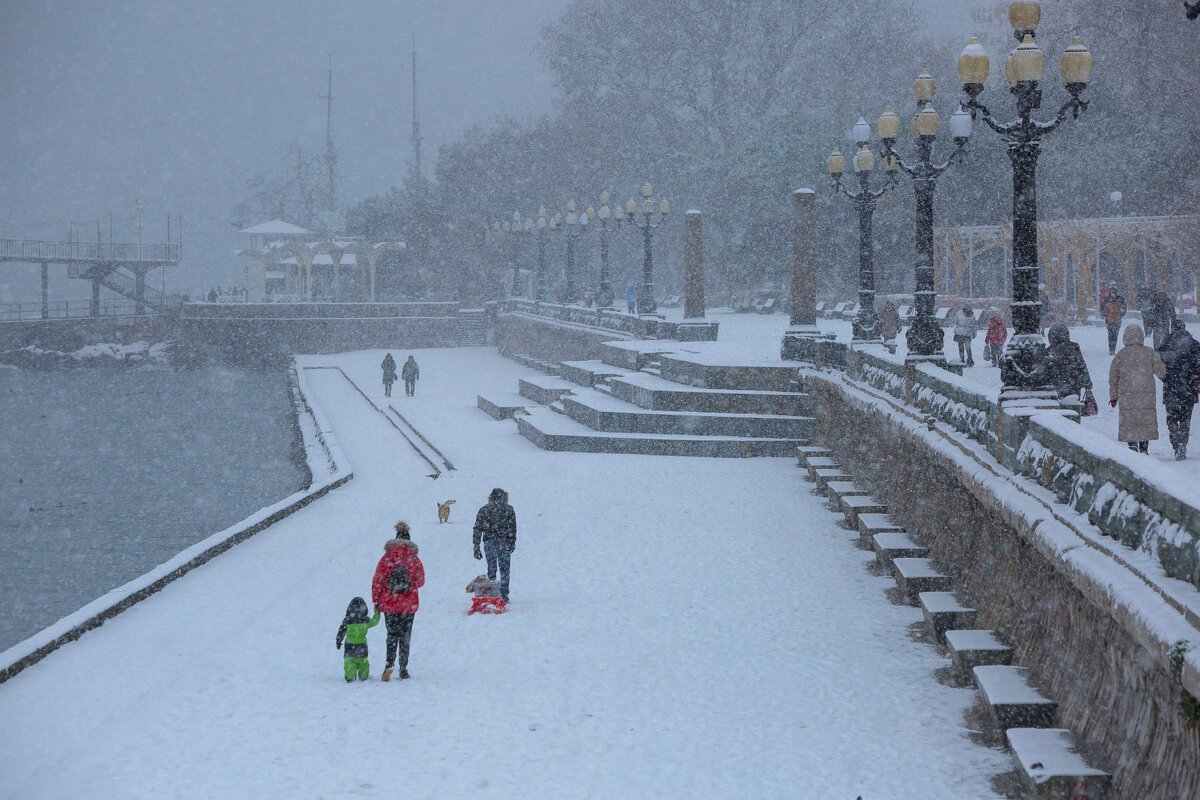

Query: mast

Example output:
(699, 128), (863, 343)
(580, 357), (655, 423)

(411, 34), (422, 183)
(321, 55), (337, 212)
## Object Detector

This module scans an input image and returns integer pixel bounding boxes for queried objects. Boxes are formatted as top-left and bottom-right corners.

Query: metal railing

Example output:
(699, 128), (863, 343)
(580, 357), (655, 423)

(0, 300), (147, 322)
(0, 239), (181, 264)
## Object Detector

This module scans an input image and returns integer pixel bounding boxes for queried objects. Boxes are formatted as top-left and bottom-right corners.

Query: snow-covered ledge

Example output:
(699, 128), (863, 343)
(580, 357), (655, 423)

(0, 359), (353, 683)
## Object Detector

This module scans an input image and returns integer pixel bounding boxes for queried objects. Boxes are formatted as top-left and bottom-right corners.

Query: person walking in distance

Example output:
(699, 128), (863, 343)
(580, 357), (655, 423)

(381, 353), (397, 397)
(1109, 324), (1166, 454)
(401, 355), (420, 397)
(1159, 317), (1200, 460)
(1102, 291), (1126, 356)
(878, 301), (901, 344)
(371, 522), (425, 681)
(984, 312), (1007, 368)
(473, 488), (516, 602)
(952, 304), (977, 366)
(1044, 323), (1094, 412)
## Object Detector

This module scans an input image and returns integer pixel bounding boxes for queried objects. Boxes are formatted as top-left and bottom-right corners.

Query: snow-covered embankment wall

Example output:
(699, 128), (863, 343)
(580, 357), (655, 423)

(0, 361), (353, 683)
(800, 350), (1200, 800)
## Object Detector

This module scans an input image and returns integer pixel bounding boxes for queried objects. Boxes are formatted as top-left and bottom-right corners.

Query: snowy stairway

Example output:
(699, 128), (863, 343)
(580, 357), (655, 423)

(795, 445), (830, 467)
(840, 495), (887, 528)
(918, 592), (977, 644)
(518, 375), (577, 405)
(973, 666), (1058, 731)
(805, 456), (841, 481)
(1006, 728), (1111, 800)
(872, 532), (927, 567)
(892, 558), (953, 603)
(477, 393), (530, 420)
(813, 469), (853, 495)
(825, 481), (868, 509)
(559, 389), (814, 438)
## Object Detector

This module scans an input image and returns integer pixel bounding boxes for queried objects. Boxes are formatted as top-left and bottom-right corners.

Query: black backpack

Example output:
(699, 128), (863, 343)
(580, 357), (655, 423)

(388, 562), (411, 594)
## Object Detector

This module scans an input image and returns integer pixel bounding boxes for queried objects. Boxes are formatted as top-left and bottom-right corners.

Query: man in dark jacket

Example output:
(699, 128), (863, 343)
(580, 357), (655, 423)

(1102, 292), (1126, 355)
(1044, 323), (1093, 403)
(1150, 291), (1176, 350)
(401, 355), (419, 397)
(473, 488), (517, 601)
(1159, 318), (1200, 460)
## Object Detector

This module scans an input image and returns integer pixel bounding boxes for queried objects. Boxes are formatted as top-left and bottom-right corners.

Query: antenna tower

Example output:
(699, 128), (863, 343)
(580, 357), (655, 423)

(411, 34), (423, 183)
(320, 55), (338, 212)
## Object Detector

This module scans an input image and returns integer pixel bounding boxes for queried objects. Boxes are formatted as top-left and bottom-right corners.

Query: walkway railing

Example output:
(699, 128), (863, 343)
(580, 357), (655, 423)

(0, 239), (181, 264)
(0, 300), (147, 322)
(499, 298), (717, 341)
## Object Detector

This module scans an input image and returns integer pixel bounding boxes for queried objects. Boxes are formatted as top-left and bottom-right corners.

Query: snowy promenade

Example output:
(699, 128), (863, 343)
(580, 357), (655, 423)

(0, 345), (1008, 799)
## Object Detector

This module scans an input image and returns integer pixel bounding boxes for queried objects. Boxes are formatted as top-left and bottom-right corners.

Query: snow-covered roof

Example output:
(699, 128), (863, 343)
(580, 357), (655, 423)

(238, 220), (315, 236)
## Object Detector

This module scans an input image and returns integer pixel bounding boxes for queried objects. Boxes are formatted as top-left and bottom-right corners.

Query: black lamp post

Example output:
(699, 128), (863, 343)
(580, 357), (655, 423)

(957, 1), (1092, 398)
(534, 206), (549, 304)
(593, 192), (623, 308)
(505, 211), (533, 297)
(623, 183), (670, 317)
(828, 119), (900, 343)
(563, 200), (588, 305)
(878, 72), (972, 364)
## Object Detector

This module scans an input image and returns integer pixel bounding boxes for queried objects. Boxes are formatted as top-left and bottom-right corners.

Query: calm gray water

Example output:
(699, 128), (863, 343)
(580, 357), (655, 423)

(0, 366), (308, 651)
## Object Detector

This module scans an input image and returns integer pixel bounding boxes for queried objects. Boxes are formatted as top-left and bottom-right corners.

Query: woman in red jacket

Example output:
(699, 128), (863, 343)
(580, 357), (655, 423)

(984, 313), (1008, 368)
(371, 522), (426, 681)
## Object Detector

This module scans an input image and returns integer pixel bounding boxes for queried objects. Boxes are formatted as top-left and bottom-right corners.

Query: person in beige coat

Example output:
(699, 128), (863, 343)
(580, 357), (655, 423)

(1108, 324), (1166, 453)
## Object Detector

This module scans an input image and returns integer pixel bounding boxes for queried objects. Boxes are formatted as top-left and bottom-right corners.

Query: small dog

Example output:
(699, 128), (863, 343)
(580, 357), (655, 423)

(436, 500), (456, 523)
(466, 574), (506, 614)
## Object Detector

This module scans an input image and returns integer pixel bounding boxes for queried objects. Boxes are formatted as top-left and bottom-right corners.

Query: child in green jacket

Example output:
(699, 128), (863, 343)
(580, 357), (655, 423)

(336, 596), (381, 681)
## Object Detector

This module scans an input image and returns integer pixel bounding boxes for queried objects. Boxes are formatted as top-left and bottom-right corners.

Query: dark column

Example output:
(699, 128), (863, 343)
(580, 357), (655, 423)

(597, 223), (614, 307)
(906, 138), (945, 362)
(511, 237), (521, 298)
(135, 270), (146, 314)
(999, 135), (1049, 393)
(91, 278), (100, 317)
(683, 211), (705, 320)
(40, 262), (49, 319)
(782, 189), (821, 360)
(852, 178), (880, 342)
(565, 232), (578, 304)
(535, 231), (547, 304)
(640, 225), (657, 316)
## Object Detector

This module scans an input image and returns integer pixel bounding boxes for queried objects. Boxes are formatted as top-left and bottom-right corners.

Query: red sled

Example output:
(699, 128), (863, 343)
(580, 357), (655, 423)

(469, 596), (507, 614)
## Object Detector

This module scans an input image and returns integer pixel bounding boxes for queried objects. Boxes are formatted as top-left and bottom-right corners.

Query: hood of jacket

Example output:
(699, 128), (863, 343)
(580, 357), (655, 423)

(343, 596), (370, 624)
(488, 488), (508, 504)
(1123, 324), (1145, 347)
(384, 538), (419, 556)
(1047, 323), (1071, 348)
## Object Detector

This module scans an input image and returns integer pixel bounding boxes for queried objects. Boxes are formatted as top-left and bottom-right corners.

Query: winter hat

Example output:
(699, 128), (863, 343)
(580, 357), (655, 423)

(394, 520), (411, 540)
(344, 596), (370, 623)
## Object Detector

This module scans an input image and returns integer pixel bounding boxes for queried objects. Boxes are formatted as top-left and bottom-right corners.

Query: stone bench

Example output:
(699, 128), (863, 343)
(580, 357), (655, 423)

(1006, 728), (1110, 800)
(826, 481), (869, 510)
(840, 495), (887, 528)
(812, 469), (853, 494)
(945, 630), (1012, 682)
(973, 665), (1057, 732)
(796, 445), (831, 467)
(872, 532), (927, 567)
(805, 456), (841, 480)
(477, 393), (529, 420)
(918, 591), (977, 644)
(892, 558), (953, 602)
(857, 513), (905, 548)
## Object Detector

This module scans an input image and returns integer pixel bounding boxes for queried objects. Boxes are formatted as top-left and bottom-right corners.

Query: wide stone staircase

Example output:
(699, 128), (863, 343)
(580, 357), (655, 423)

(478, 341), (815, 457)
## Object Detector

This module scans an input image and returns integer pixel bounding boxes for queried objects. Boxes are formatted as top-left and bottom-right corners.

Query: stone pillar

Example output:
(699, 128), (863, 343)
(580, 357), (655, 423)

(677, 210), (719, 341)
(40, 262), (49, 319)
(782, 189), (822, 361)
(135, 269), (146, 314)
(91, 278), (101, 317)
(683, 210), (705, 320)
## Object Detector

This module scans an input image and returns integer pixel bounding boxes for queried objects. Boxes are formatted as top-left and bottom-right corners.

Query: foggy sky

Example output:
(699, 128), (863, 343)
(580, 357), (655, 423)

(0, 0), (570, 300)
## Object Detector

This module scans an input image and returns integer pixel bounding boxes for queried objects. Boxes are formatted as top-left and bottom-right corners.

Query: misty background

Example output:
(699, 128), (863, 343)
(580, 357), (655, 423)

(2, 0), (1197, 304)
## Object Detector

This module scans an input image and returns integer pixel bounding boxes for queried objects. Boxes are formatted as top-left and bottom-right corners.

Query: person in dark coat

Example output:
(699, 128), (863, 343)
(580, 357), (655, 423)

(401, 355), (419, 397)
(1150, 291), (1176, 350)
(381, 353), (397, 397)
(473, 488), (517, 602)
(1159, 318), (1200, 460)
(1102, 292), (1126, 355)
(878, 301), (901, 342)
(371, 522), (425, 681)
(1044, 323), (1093, 402)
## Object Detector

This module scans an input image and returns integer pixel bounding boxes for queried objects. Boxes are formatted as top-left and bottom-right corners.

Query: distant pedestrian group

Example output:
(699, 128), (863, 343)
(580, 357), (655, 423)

(381, 354), (420, 397)
(335, 489), (519, 682)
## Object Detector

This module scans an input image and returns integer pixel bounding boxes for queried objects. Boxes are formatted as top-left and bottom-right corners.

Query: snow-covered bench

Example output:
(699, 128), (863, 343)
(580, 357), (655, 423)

(1006, 728), (1110, 800)
(945, 629), (1012, 683)
(918, 591), (977, 644)
(892, 557), (953, 602)
(973, 665), (1057, 731)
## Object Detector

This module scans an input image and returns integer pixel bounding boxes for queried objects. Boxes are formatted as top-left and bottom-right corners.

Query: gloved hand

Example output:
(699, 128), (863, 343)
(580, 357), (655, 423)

(1110, 398), (1118, 408)
(474, 546), (482, 560)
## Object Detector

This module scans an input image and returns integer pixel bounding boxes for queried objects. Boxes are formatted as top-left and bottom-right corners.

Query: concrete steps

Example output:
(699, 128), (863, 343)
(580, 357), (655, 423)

(516, 406), (804, 457)
(477, 392), (529, 420)
(1006, 728), (1110, 800)
(858, 512), (906, 548)
(973, 665), (1058, 732)
(892, 558), (953, 602)
(813, 469), (854, 495)
(606, 372), (809, 416)
(840, 495), (887, 528)
(945, 630), (1012, 681)
(826, 481), (869, 509)
(559, 389), (815, 438)
(872, 532), (927, 567)
(518, 375), (577, 405)
(918, 591), (977, 644)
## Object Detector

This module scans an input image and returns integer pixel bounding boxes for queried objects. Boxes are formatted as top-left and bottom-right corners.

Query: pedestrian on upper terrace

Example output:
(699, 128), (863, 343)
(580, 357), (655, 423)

(952, 304), (977, 366)
(984, 312), (1007, 367)
(1102, 291), (1127, 355)
(371, 522), (425, 681)
(626, 283), (637, 314)
(473, 488), (517, 602)
(878, 301), (901, 343)
(1108, 324), (1166, 454)
(1159, 317), (1200, 460)
(402, 355), (419, 397)
(381, 353), (397, 397)
(1044, 323), (1094, 409)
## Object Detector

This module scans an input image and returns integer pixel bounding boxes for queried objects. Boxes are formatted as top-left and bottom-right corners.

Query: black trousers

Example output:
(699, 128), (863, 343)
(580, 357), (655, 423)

(1106, 321), (1120, 353)
(1167, 403), (1195, 450)
(404, 378), (416, 396)
(384, 612), (414, 668)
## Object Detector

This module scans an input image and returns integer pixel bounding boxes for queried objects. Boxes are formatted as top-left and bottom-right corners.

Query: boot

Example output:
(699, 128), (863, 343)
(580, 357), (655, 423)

(381, 667), (393, 682)
(1176, 444), (1187, 461)
(399, 668), (410, 680)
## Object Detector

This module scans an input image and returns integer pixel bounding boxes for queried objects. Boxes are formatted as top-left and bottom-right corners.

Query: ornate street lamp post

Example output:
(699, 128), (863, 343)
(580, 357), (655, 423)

(878, 72), (973, 364)
(957, 1), (1092, 398)
(534, 206), (549, 304)
(505, 211), (533, 297)
(591, 192), (624, 308)
(624, 183), (670, 317)
(563, 200), (588, 304)
(828, 118), (900, 343)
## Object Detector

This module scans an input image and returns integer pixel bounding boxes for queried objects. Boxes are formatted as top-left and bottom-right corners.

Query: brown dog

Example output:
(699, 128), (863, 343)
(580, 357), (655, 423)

(437, 500), (456, 523)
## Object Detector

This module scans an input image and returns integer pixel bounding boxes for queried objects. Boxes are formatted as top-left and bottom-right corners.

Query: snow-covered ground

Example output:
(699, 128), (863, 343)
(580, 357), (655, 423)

(0, 343), (1010, 799)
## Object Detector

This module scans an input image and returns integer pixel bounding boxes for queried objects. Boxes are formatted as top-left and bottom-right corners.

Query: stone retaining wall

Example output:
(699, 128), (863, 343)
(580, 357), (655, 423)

(803, 372), (1199, 800)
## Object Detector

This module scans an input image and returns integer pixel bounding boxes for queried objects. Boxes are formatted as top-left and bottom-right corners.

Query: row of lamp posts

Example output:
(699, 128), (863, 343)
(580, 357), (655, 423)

(491, 183), (670, 316)
(824, 1), (1092, 398)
